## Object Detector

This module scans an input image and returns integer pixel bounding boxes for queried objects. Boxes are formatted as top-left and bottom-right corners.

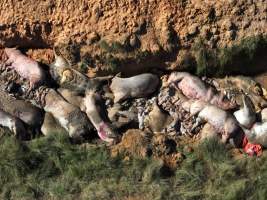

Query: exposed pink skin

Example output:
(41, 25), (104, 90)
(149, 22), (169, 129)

(4, 48), (46, 90)
(168, 72), (236, 110)
(97, 122), (114, 143)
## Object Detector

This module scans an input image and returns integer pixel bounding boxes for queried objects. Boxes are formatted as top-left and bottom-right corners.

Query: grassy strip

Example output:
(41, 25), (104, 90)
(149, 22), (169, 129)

(0, 133), (267, 200)
(193, 35), (267, 77)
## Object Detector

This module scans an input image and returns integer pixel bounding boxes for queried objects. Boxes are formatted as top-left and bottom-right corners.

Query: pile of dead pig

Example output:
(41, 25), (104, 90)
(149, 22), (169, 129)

(1, 48), (267, 164)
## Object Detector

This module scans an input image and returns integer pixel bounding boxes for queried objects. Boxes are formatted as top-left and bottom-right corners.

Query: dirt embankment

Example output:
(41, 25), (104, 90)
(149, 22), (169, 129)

(0, 0), (266, 75)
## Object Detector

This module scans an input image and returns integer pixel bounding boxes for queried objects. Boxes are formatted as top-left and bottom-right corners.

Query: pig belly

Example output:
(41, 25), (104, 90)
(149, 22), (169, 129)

(13, 57), (39, 79)
(12, 63), (31, 79)
(178, 78), (207, 99)
(199, 107), (226, 133)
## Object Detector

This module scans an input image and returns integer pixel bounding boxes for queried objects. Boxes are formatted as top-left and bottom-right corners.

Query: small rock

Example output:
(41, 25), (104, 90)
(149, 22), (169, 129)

(86, 32), (100, 45)
(211, 27), (219, 35)
(200, 26), (212, 40)
(129, 34), (140, 48)
(93, 6), (103, 22)
(242, 20), (251, 29)
(221, 19), (235, 31)
(150, 43), (161, 53)
(188, 23), (199, 35)
(226, 30), (236, 40)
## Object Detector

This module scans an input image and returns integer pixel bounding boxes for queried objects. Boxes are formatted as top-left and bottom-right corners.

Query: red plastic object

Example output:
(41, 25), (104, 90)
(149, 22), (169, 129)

(242, 136), (263, 157)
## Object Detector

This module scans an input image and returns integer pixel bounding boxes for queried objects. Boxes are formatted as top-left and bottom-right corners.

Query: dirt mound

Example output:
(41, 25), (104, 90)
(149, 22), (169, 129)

(0, 0), (266, 75)
(111, 129), (184, 168)
(111, 129), (152, 158)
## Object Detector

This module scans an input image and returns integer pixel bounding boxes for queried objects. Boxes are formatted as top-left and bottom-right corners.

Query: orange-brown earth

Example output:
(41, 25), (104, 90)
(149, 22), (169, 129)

(0, 0), (266, 75)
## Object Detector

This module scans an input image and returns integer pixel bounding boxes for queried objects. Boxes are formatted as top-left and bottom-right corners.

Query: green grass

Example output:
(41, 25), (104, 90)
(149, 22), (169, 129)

(99, 40), (128, 54)
(1, 133), (267, 200)
(193, 35), (267, 77)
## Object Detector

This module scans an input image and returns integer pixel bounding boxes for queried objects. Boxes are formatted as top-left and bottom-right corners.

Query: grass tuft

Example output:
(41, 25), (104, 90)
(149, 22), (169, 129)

(99, 40), (128, 53)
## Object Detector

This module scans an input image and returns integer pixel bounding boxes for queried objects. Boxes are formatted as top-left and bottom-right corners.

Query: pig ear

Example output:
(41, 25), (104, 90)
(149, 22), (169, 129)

(115, 72), (121, 78)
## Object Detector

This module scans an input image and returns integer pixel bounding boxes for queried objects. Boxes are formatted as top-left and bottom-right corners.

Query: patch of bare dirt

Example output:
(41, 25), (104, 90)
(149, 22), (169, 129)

(26, 49), (54, 64)
(111, 129), (185, 169)
(111, 129), (152, 158)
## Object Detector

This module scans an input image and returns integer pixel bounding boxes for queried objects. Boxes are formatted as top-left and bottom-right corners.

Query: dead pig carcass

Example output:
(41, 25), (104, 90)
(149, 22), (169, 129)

(110, 73), (160, 103)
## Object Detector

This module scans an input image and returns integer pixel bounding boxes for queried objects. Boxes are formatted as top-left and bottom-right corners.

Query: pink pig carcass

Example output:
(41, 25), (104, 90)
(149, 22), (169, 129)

(168, 72), (236, 110)
(182, 100), (244, 146)
(5, 48), (46, 90)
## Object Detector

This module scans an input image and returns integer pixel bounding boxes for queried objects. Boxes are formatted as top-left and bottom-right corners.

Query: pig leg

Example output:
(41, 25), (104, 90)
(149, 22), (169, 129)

(24, 82), (34, 97)
(83, 91), (118, 144)
(113, 92), (127, 103)
(29, 80), (34, 91)
(170, 82), (180, 92)
(5, 63), (16, 70)
(92, 75), (113, 82)
(221, 131), (229, 144)
(184, 110), (202, 122)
